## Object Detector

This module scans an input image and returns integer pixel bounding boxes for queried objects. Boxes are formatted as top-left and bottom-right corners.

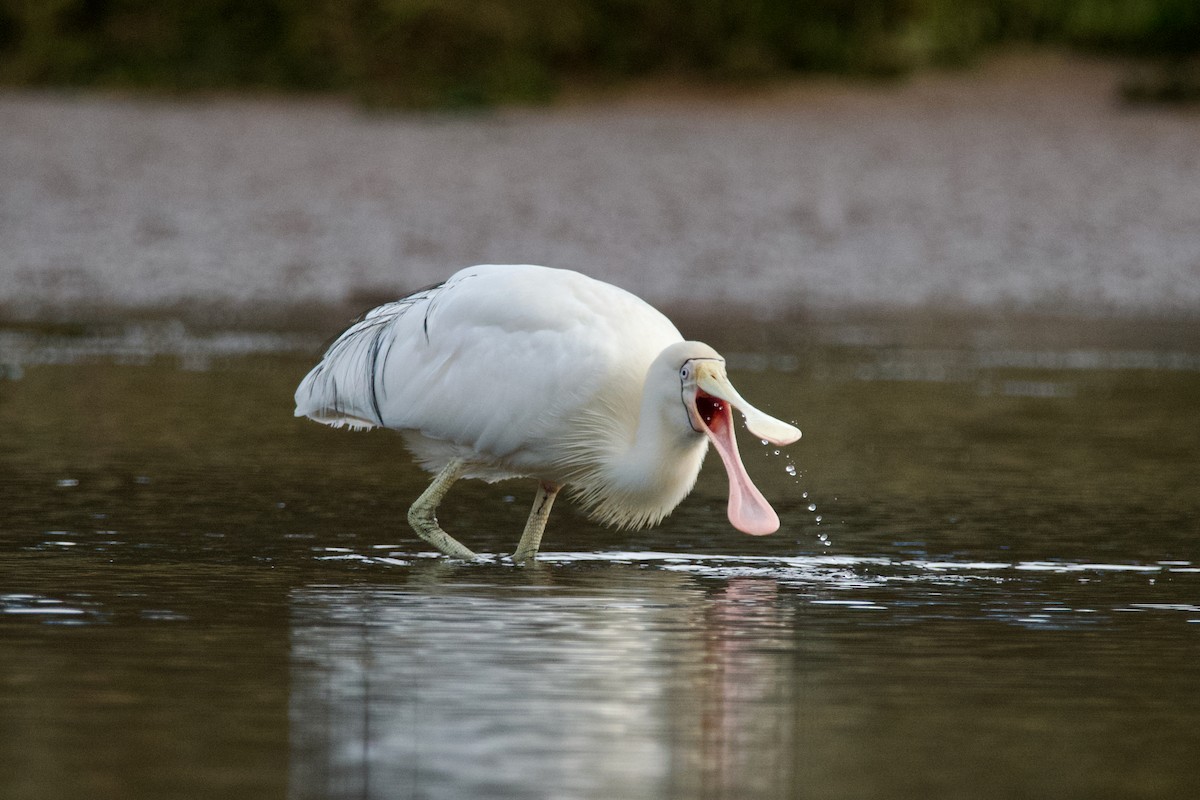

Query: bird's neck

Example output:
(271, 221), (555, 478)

(562, 368), (706, 530)
(623, 398), (702, 485)
(593, 381), (708, 527)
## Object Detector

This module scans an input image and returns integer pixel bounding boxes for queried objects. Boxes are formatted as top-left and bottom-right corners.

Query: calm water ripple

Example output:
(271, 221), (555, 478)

(2, 321), (1198, 799)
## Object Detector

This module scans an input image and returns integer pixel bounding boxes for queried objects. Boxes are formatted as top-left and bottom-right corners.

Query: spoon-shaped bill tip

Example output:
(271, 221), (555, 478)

(743, 409), (801, 446)
(697, 372), (800, 446)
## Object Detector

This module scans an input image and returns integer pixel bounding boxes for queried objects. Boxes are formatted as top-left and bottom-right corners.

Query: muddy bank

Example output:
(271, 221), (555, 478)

(2, 55), (1198, 327)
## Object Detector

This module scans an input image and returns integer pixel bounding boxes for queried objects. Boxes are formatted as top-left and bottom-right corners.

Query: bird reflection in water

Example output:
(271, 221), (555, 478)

(286, 569), (799, 800)
(684, 579), (796, 798)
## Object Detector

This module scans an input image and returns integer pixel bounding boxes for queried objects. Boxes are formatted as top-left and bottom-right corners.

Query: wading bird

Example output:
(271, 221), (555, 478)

(294, 264), (800, 563)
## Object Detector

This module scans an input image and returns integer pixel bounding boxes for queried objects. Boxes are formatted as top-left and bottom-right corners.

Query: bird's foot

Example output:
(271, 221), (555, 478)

(409, 518), (479, 560)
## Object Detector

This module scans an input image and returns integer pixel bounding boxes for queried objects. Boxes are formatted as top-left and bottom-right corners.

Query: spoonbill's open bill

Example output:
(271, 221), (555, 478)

(294, 264), (800, 563)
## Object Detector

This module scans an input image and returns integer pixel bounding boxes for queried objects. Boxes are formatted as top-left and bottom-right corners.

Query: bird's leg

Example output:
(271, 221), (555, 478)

(407, 459), (478, 559)
(512, 482), (561, 565)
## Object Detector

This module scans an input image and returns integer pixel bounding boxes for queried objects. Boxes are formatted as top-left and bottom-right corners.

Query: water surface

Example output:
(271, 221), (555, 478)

(1, 318), (1197, 799)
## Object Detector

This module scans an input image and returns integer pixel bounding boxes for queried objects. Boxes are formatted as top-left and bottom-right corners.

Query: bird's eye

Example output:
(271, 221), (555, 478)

(680, 365), (691, 380)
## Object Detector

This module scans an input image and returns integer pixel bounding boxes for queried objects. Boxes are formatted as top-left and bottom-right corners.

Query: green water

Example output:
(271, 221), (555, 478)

(1, 318), (1197, 799)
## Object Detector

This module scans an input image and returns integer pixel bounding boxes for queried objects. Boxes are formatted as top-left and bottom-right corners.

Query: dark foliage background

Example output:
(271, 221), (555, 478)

(1, 0), (1197, 105)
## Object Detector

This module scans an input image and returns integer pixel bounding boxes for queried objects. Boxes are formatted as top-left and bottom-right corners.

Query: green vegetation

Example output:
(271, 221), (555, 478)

(0, 0), (1197, 106)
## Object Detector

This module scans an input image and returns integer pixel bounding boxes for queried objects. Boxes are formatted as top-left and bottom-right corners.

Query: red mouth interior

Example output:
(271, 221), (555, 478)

(695, 392), (726, 430)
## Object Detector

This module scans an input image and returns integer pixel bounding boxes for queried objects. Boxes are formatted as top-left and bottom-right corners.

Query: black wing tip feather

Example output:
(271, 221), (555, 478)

(303, 279), (449, 428)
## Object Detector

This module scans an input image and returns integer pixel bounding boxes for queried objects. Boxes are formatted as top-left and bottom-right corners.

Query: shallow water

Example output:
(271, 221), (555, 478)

(1, 318), (1198, 799)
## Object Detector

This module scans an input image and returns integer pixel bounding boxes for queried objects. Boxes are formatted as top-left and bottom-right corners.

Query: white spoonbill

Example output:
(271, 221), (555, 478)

(294, 264), (800, 563)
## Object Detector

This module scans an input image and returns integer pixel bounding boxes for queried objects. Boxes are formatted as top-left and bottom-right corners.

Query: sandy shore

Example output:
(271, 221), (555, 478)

(1, 54), (1198, 326)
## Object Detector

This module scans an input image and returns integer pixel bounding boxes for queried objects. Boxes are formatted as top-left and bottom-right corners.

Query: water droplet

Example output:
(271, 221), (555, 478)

(802, 491), (808, 499)
(56, 478), (78, 488)
(785, 464), (797, 477)
(773, 449), (780, 456)
(815, 515), (823, 523)
(808, 503), (817, 512)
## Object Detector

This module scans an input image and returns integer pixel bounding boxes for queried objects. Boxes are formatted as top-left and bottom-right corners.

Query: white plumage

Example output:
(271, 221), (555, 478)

(295, 264), (800, 562)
